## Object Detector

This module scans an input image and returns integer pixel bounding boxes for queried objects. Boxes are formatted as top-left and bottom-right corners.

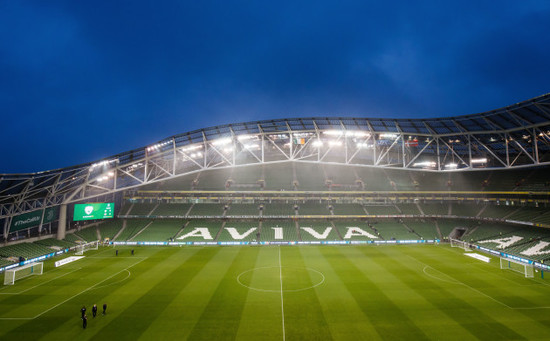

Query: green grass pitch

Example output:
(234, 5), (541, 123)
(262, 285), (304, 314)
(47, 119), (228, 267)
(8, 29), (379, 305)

(1, 245), (549, 340)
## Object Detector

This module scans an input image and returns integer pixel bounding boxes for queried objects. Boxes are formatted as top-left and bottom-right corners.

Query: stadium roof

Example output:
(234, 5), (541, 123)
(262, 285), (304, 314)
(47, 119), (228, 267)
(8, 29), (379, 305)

(1, 93), (550, 217)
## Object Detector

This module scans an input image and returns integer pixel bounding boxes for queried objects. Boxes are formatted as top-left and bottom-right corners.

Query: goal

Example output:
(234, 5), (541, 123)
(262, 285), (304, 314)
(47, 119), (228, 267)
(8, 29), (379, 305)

(4, 262), (43, 285)
(500, 257), (534, 278)
(450, 238), (471, 251)
(75, 240), (99, 255)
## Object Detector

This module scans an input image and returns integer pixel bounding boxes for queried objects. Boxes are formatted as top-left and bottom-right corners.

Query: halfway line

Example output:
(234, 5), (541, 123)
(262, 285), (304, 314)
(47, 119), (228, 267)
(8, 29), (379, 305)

(279, 246), (286, 341)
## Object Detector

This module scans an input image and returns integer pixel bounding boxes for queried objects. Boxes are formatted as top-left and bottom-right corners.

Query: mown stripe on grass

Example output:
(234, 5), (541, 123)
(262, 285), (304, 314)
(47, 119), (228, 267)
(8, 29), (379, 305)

(186, 246), (260, 340)
(236, 246), (287, 340)
(322, 247), (430, 341)
(0, 249), (172, 339)
(300, 246), (383, 340)
(283, 246), (333, 340)
(401, 246), (550, 336)
(0, 255), (145, 320)
(137, 247), (247, 340)
(91, 247), (220, 339)
(368, 246), (526, 340)
(407, 246), (550, 309)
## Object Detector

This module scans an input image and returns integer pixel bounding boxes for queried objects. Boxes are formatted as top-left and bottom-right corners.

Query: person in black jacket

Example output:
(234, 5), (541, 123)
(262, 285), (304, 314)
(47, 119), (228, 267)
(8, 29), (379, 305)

(82, 314), (88, 329)
(80, 306), (86, 319)
(92, 304), (97, 318)
(102, 303), (107, 315)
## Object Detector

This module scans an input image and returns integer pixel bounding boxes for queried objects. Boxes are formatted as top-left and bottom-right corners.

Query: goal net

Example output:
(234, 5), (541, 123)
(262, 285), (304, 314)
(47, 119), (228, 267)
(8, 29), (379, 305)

(500, 257), (534, 278)
(75, 240), (99, 255)
(4, 262), (43, 285)
(450, 238), (471, 251)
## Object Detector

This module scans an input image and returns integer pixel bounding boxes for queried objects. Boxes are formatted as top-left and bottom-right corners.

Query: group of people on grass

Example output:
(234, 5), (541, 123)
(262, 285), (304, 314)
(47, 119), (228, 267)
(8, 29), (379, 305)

(80, 303), (107, 329)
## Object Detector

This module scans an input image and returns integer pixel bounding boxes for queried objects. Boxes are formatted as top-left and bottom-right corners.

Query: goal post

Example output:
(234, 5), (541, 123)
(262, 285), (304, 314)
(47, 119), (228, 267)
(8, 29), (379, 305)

(4, 262), (44, 285)
(450, 238), (471, 251)
(75, 240), (99, 255)
(500, 257), (534, 278)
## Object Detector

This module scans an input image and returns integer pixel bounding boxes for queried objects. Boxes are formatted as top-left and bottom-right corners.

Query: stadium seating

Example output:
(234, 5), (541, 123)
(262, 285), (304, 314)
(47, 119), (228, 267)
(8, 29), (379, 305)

(97, 220), (124, 240)
(132, 220), (185, 241)
(333, 221), (379, 241)
(0, 243), (54, 260)
(116, 219), (151, 241)
(332, 203), (366, 215)
(154, 203), (193, 216)
(298, 220), (341, 241)
(260, 220), (298, 241)
(217, 221), (260, 242)
(175, 220), (223, 241)
(75, 226), (99, 242)
(296, 201), (330, 215)
(364, 205), (399, 215)
(261, 203), (296, 216)
(64, 233), (84, 244)
(34, 238), (75, 249)
(226, 204), (260, 216)
(188, 204), (224, 216)
(404, 219), (439, 240)
(129, 203), (158, 216)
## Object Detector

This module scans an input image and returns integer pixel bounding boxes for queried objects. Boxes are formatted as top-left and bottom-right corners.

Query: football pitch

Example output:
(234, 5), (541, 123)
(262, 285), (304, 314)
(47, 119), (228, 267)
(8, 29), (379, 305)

(1, 245), (549, 340)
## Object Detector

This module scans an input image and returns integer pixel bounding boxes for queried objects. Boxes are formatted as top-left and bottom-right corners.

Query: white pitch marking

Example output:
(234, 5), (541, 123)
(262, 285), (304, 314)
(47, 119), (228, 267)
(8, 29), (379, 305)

(409, 252), (550, 310)
(279, 246), (286, 341)
(0, 257), (146, 320)
(0, 267), (82, 295)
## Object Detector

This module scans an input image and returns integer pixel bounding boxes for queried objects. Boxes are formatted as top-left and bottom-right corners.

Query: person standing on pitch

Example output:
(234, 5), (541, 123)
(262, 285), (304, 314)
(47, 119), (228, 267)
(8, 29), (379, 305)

(80, 306), (86, 319)
(92, 304), (97, 318)
(82, 314), (88, 329)
(102, 303), (107, 315)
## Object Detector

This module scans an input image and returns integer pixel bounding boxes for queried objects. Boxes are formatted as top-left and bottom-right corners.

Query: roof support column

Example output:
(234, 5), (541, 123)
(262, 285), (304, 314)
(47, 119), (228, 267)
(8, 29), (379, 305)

(56, 204), (67, 240)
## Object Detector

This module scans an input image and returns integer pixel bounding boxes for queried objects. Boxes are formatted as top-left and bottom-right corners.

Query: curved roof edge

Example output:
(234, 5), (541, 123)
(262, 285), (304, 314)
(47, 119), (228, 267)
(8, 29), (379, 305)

(3, 93), (550, 177)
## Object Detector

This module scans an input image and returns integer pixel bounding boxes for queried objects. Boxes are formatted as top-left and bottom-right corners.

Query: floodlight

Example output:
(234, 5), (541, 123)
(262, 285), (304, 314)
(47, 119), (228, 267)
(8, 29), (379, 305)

(379, 133), (398, 139)
(445, 163), (458, 169)
(237, 135), (257, 141)
(212, 137), (232, 146)
(324, 130), (343, 136)
(471, 158), (487, 164)
(243, 143), (260, 150)
(312, 140), (323, 147)
(413, 161), (436, 168)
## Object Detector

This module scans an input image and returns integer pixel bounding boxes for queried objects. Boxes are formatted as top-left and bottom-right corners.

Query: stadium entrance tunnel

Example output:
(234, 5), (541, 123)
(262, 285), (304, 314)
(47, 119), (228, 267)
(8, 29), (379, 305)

(237, 266), (325, 292)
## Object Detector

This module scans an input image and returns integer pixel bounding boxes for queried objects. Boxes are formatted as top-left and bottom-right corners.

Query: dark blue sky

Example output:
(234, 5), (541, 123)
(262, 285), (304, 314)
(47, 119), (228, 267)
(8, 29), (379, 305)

(1, 1), (549, 173)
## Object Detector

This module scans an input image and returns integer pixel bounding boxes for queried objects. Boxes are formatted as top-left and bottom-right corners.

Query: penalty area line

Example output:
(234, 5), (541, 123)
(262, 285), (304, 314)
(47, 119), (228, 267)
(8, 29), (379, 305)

(0, 257), (147, 321)
(32, 257), (147, 319)
(0, 267), (83, 295)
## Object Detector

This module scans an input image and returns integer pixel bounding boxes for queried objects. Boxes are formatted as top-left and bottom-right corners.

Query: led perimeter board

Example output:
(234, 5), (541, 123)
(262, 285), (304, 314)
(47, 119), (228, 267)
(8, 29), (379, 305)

(73, 203), (114, 221)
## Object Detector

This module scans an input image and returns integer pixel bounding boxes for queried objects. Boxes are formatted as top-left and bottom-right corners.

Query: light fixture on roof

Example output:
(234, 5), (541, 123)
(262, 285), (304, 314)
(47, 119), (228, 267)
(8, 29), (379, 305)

(328, 140), (343, 147)
(324, 130), (343, 136)
(312, 140), (323, 147)
(147, 141), (171, 152)
(379, 133), (398, 139)
(212, 137), (232, 146)
(181, 145), (202, 152)
(413, 161), (436, 168)
(243, 143), (260, 150)
(90, 159), (118, 171)
(237, 134), (257, 141)
(471, 158), (487, 164)
(356, 142), (373, 148)
(445, 163), (458, 169)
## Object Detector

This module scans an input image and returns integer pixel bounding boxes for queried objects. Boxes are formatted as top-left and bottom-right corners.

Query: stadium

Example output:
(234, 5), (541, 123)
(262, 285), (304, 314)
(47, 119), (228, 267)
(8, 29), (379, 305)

(1, 94), (550, 340)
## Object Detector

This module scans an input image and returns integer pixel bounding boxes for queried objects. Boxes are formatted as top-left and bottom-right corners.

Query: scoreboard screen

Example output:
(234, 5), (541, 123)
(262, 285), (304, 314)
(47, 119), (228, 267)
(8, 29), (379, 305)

(73, 203), (114, 221)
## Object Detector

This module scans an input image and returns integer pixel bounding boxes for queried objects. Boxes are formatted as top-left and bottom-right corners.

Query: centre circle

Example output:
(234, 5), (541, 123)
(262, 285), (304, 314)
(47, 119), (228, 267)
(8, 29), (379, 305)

(237, 266), (325, 292)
